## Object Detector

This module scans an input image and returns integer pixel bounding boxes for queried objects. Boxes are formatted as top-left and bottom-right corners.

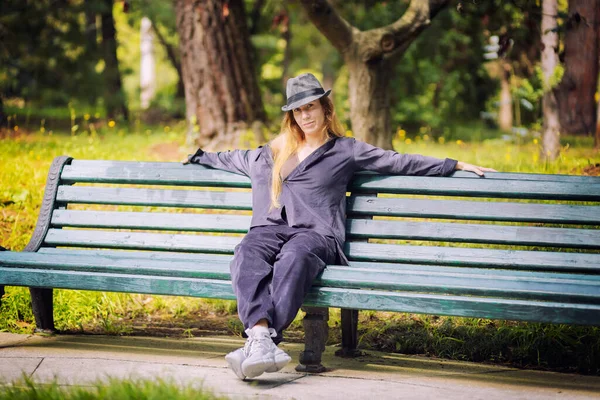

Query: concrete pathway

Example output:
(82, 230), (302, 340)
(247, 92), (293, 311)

(1, 332), (599, 399)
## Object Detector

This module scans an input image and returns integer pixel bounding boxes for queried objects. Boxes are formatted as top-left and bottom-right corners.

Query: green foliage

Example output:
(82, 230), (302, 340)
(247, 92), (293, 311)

(0, 376), (226, 400)
(0, 1), (103, 105)
(353, 313), (600, 374)
(391, 6), (495, 133)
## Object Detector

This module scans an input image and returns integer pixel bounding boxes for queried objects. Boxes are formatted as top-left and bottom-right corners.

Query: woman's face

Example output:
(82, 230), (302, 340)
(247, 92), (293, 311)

(293, 100), (326, 138)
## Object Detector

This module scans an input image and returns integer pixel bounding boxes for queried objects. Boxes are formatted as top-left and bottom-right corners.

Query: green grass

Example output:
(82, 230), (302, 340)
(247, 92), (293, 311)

(333, 312), (600, 375)
(1, 125), (599, 375)
(0, 376), (226, 400)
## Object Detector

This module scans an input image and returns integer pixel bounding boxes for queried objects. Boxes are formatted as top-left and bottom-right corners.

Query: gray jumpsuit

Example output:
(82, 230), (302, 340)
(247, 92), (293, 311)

(189, 136), (457, 340)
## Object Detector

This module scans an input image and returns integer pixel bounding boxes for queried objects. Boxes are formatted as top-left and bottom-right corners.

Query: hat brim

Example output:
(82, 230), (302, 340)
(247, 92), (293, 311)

(281, 89), (331, 112)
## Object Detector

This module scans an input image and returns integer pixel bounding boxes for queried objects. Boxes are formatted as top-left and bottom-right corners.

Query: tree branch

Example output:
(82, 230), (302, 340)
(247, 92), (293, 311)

(299, 0), (355, 55)
(301, 0), (450, 63)
(365, 0), (451, 62)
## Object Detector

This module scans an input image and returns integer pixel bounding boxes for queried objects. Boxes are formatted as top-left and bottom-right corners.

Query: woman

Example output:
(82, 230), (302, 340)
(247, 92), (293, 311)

(186, 73), (494, 380)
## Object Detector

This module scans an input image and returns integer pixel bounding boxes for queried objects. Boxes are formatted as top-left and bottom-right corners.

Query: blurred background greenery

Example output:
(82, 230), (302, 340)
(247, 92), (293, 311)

(1, 0), (597, 148)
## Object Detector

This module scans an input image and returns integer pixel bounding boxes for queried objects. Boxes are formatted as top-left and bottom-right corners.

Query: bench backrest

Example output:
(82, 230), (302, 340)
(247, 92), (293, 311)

(31, 157), (600, 274)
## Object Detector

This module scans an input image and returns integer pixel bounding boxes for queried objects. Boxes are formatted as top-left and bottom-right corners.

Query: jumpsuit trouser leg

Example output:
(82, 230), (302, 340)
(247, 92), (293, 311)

(229, 225), (337, 338)
(270, 229), (336, 334)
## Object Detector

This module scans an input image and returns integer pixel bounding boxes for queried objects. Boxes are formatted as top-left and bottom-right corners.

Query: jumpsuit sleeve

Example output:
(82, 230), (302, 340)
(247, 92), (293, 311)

(187, 148), (256, 177)
(352, 139), (457, 176)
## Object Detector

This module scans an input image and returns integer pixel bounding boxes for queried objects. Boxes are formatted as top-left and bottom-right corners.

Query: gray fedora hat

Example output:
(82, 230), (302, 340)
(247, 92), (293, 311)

(281, 73), (331, 112)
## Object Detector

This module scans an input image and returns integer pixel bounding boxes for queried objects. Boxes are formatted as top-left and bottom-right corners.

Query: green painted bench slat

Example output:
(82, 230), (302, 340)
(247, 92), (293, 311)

(346, 242), (599, 272)
(350, 175), (600, 200)
(36, 248), (600, 282)
(57, 186), (253, 210)
(38, 248), (233, 264)
(304, 287), (600, 325)
(44, 228), (241, 254)
(61, 166), (252, 187)
(52, 210), (252, 233)
(348, 196), (600, 224)
(349, 219), (600, 249)
(43, 229), (597, 272)
(1, 268), (235, 300)
(60, 165), (600, 200)
(1, 252), (598, 303)
(51, 209), (600, 249)
(3, 268), (599, 325)
(69, 160), (600, 184)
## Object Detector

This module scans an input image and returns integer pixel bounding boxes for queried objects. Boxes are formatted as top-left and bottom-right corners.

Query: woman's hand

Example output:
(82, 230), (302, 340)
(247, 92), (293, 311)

(456, 161), (497, 177)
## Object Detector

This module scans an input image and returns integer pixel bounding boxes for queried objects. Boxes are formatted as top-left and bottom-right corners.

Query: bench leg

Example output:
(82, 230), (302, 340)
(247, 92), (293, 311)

(29, 288), (56, 333)
(335, 309), (363, 358)
(296, 306), (328, 373)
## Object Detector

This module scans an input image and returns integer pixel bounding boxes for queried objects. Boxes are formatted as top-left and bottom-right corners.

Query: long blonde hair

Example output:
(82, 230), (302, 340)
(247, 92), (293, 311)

(270, 96), (345, 209)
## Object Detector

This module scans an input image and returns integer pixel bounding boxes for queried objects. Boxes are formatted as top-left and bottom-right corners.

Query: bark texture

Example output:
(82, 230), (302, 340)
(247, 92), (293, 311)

(175, 0), (266, 149)
(541, 0), (561, 161)
(100, 0), (129, 121)
(301, 0), (450, 149)
(555, 0), (599, 136)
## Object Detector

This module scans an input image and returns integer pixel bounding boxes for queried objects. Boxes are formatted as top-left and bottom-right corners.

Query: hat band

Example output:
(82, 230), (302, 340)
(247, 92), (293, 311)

(286, 88), (325, 108)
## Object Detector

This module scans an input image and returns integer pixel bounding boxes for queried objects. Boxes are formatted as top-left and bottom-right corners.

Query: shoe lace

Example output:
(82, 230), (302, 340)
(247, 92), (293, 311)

(244, 328), (277, 356)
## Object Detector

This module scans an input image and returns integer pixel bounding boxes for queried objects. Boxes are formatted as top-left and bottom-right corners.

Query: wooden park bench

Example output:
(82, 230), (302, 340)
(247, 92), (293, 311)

(1, 156), (599, 372)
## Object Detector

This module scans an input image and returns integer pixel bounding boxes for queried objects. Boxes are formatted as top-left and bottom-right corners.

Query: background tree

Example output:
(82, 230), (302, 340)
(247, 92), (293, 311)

(100, 0), (129, 121)
(554, 0), (599, 137)
(174, 0), (266, 148)
(300, 0), (450, 149)
(541, 0), (561, 160)
(0, 0), (102, 108)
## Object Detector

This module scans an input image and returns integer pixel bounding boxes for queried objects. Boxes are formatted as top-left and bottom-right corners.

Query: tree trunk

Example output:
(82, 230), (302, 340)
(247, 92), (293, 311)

(100, 0), (129, 121)
(541, 0), (561, 161)
(140, 17), (156, 109)
(175, 0), (266, 149)
(347, 58), (393, 149)
(555, 0), (599, 136)
(301, 0), (450, 149)
(498, 63), (513, 132)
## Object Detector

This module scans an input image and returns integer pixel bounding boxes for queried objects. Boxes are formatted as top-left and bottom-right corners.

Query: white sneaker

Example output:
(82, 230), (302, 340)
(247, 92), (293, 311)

(225, 347), (246, 380)
(241, 328), (277, 378)
(265, 345), (292, 373)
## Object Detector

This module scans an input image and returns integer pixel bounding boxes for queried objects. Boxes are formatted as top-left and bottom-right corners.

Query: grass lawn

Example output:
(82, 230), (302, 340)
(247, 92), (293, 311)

(0, 376), (225, 400)
(1, 125), (599, 374)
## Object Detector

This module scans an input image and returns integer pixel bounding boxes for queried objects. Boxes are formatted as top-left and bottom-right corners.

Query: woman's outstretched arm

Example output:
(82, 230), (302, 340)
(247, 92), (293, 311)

(183, 148), (256, 177)
(352, 139), (495, 177)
